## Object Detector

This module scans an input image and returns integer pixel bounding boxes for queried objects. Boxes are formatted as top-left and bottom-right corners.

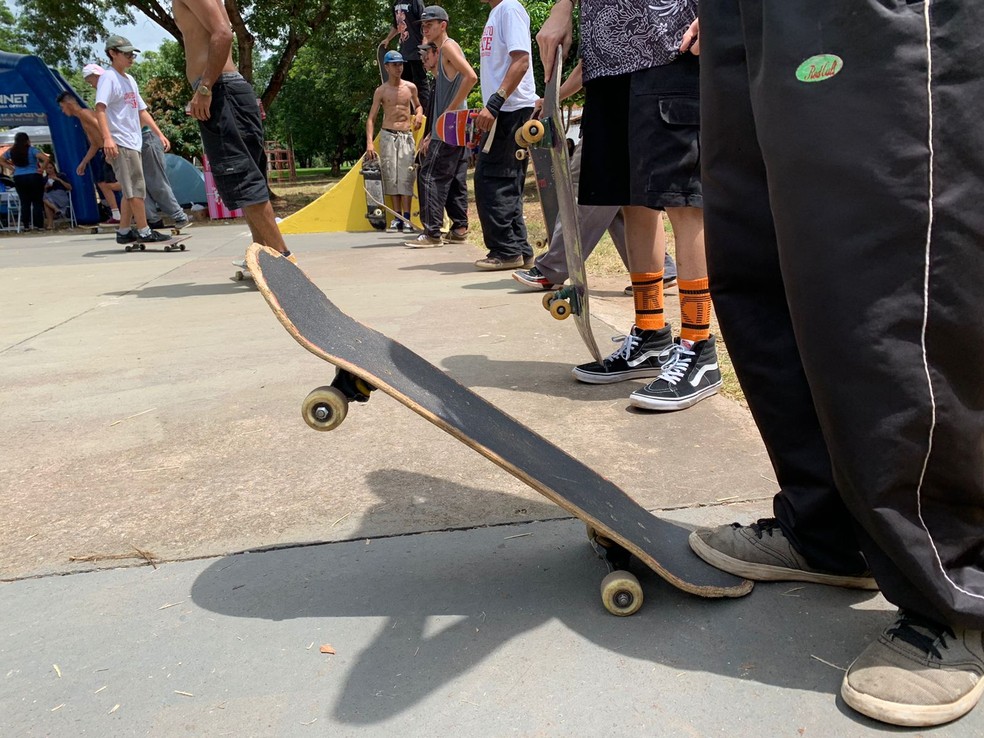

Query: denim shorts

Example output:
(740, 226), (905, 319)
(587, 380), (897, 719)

(579, 54), (702, 209)
(197, 73), (269, 210)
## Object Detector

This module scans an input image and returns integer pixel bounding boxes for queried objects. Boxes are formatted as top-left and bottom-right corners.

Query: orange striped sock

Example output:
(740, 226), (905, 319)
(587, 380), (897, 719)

(679, 277), (711, 344)
(631, 271), (665, 331)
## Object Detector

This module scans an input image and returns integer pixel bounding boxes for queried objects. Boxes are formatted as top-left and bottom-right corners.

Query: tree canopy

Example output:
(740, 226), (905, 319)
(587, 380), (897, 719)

(5, 0), (581, 170)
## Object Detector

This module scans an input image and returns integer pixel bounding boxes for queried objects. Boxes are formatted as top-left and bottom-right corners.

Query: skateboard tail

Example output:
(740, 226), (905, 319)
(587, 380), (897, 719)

(245, 244), (752, 599)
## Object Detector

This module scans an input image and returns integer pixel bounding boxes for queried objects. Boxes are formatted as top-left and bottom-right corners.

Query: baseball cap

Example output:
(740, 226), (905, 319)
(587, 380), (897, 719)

(418, 42), (437, 53)
(419, 6), (449, 23)
(82, 63), (105, 78)
(383, 50), (405, 64)
(104, 34), (140, 53)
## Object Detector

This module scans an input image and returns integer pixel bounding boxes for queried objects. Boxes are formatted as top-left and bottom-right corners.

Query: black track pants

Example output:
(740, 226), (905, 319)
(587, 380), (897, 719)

(700, 0), (984, 628)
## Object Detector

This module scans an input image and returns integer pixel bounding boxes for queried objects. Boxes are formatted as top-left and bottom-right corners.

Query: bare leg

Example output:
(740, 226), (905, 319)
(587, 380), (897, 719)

(623, 205), (665, 273)
(244, 201), (288, 253)
(44, 200), (56, 229)
(130, 198), (149, 230)
(664, 207), (705, 280)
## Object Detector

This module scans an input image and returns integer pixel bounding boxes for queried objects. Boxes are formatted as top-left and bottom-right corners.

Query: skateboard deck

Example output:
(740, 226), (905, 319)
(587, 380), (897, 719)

(123, 234), (189, 253)
(246, 244), (752, 614)
(518, 49), (602, 363)
(360, 161), (387, 230)
(433, 108), (481, 149)
(528, 146), (558, 249)
(377, 45), (387, 85)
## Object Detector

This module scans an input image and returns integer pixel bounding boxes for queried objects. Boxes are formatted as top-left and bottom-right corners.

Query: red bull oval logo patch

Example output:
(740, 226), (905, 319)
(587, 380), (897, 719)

(796, 54), (844, 83)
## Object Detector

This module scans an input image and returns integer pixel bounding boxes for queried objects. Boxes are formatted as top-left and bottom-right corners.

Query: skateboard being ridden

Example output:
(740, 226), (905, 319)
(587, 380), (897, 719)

(246, 244), (752, 615)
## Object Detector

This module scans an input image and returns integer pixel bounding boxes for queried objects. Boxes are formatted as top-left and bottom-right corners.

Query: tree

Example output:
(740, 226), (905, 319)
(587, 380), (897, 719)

(129, 41), (202, 160)
(0, 0), (30, 54)
(14, 0), (390, 111)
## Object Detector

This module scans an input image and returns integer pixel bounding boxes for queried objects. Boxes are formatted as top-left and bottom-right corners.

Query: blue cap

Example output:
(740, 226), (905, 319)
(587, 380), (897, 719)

(383, 51), (405, 64)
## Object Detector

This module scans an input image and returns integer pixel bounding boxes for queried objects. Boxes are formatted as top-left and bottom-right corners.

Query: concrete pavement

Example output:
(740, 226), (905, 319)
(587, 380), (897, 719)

(1, 224), (979, 735)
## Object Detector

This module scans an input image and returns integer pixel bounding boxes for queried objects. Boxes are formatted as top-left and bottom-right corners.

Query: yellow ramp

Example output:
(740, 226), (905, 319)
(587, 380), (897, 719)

(279, 126), (426, 235)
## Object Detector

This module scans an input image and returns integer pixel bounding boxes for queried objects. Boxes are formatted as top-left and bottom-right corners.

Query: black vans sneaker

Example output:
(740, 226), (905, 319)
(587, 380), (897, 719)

(136, 229), (172, 244)
(572, 325), (673, 384)
(629, 335), (722, 410)
(116, 230), (137, 245)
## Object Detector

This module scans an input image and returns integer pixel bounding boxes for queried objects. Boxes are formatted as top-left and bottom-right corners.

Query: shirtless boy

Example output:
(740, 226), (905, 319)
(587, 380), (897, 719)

(57, 82), (121, 223)
(171, 0), (291, 258)
(366, 50), (423, 231)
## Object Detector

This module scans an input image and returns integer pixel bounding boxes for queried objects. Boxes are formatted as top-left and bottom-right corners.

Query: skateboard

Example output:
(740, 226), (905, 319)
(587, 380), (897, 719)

(516, 48), (602, 363)
(233, 259), (252, 281)
(360, 160), (388, 231)
(246, 244), (753, 615)
(362, 171), (416, 232)
(433, 108), (482, 149)
(123, 234), (189, 253)
(377, 45), (387, 85)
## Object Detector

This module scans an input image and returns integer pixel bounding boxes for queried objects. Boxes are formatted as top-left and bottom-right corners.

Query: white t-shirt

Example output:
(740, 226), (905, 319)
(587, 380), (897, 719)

(479, 0), (537, 112)
(95, 68), (147, 151)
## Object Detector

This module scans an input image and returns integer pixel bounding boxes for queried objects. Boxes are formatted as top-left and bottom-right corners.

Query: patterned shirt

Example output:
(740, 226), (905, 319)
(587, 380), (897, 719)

(580, 0), (697, 82)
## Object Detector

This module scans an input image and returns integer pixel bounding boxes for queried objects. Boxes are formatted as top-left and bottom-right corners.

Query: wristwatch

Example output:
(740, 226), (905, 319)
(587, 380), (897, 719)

(196, 84), (212, 98)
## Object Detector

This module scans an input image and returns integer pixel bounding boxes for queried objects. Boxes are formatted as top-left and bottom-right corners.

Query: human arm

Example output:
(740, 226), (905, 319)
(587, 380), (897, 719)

(77, 140), (101, 175)
(139, 109), (171, 152)
(536, 0), (576, 82)
(366, 88), (383, 160)
(95, 105), (118, 160)
(475, 50), (530, 132)
(182, 0), (235, 121)
(409, 83), (423, 131)
(442, 40), (478, 112)
(380, 26), (398, 48)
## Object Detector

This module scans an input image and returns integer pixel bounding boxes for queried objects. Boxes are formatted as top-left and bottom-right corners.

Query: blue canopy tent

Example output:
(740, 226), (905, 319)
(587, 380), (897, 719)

(0, 52), (99, 224)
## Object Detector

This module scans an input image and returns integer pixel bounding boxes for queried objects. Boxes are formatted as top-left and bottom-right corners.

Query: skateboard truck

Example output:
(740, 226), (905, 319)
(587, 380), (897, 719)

(301, 369), (376, 432)
(541, 286), (583, 321)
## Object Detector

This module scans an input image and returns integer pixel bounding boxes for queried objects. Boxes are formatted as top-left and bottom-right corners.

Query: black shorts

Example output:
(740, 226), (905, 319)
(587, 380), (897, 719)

(198, 73), (269, 210)
(579, 54), (702, 209)
(92, 151), (116, 184)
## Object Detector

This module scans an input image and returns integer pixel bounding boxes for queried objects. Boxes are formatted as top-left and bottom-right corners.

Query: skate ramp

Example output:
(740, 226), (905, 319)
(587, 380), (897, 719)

(279, 126), (427, 234)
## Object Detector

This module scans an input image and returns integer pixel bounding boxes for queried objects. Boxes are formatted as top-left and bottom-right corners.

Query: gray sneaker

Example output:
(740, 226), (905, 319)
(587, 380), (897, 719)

(842, 611), (984, 727)
(688, 518), (878, 589)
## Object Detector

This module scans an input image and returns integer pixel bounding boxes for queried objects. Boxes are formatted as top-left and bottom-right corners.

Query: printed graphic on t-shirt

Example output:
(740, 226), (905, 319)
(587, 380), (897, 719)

(480, 25), (493, 58)
(393, 1), (423, 59)
(581, 0), (696, 81)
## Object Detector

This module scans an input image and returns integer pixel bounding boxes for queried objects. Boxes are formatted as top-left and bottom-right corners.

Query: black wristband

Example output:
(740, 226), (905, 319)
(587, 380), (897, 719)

(486, 92), (506, 118)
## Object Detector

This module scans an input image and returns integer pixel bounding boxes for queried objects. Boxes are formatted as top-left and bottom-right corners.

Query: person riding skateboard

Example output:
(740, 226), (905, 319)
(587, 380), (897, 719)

(366, 50), (424, 233)
(405, 5), (477, 249)
(470, 0), (538, 271)
(93, 35), (171, 246)
(172, 0), (293, 261)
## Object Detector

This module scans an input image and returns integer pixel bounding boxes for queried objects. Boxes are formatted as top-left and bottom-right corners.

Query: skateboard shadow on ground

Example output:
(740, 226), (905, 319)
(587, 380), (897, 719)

(189, 511), (887, 728)
(440, 354), (635, 403)
(102, 281), (255, 299)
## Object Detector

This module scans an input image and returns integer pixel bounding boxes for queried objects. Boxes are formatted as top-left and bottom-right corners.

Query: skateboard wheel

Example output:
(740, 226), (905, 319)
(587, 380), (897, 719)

(235, 271), (246, 281)
(372, 208), (384, 218)
(124, 245), (132, 252)
(302, 386), (349, 431)
(515, 149), (528, 162)
(549, 300), (571, 321)
(600, 570), (643, 617)
(541, 292), (554, 312)
(519, 120), (545, 145)
(179, 244), (186, 251)
(514, 127), (527, 148)
(164, 245), (172, 252)
(138, 244), (146, 251)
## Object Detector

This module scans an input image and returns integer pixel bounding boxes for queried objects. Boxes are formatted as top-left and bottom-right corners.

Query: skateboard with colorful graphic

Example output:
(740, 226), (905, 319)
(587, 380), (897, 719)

(516, 48), (601, 363)
(246, 244), (753, 615)
(123, 234), (189, 253)
(433, 108), (482, 149)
